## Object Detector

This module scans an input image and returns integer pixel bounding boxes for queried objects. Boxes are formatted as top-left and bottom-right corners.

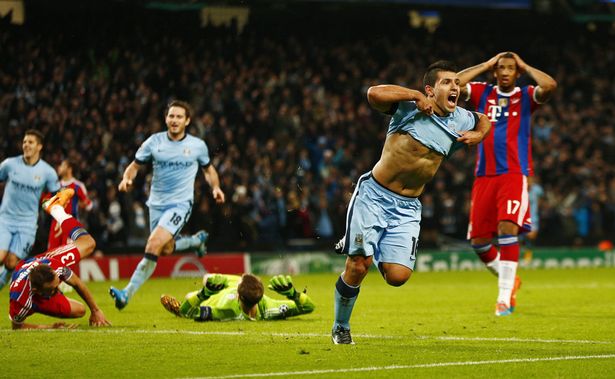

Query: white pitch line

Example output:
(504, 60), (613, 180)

(12, 328), (615, 345)
(183, 354), (615, 379)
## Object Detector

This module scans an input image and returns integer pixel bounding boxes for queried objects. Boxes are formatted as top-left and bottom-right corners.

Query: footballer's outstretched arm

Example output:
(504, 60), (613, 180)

(118, 160), (142, 192)
(66, 273), (111, 327)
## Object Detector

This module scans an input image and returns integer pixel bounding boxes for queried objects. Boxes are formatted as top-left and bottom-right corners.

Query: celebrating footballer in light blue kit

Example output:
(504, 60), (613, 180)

(0, 130), (60, 290)
(110, 100), (225, 310)
(331, 61), (491, 344)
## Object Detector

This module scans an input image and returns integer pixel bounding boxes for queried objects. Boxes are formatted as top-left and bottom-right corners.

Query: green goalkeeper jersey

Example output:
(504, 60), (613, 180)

(180, 275), (315, 321)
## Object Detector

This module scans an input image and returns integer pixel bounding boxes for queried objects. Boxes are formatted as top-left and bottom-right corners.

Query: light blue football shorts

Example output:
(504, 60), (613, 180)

(0, 218), (36, 259)
(148, 201), (193, 237)
(340, 172), (422, 270)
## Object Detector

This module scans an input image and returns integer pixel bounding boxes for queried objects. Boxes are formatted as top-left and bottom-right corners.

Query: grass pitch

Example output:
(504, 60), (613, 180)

(2, 267), (614, 378)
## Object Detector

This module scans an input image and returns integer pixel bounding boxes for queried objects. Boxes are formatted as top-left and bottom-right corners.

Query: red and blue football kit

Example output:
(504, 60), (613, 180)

(466, 82), (540, 238)
(9, 244), (81, 324)
(48, 178), (92, 249)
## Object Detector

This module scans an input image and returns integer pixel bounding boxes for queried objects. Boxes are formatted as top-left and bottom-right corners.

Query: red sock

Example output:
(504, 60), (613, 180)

(59, 217), (86, 241)
(473, 244), (498, 264)
(498, 235), (520, 262)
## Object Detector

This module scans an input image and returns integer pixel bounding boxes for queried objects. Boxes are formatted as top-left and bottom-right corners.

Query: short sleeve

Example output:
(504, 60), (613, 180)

(135, 135), (154, 164)
(0, 159), (10, 181)
(197, 140), (211, 167)
(46, 168), (61, 193)
(388, 101), (419, 133)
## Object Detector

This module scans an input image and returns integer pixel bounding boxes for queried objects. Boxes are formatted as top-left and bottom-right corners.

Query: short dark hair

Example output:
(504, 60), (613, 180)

(496, 52), (516, 67)
(25, 129), (44, 145)
(30, 264), (57, 290)
(165, 100), (192, 119)
(423, 60), (458, 88)
(238, 274), (264, 308)
(64, 158), (78, 170)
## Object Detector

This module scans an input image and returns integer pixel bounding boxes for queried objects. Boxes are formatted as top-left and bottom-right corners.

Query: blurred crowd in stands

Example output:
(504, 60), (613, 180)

(0, 5), (614, 253)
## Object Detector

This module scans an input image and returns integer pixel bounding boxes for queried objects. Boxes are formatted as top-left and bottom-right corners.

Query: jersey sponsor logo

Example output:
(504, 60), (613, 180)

(487, 106), (502, 122)
(153, 160), (195, 170)
(10, 179), (43, 194)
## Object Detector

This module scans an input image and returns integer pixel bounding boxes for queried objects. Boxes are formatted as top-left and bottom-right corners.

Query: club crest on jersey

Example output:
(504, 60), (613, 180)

(498, 98), (508, 107)
(354, 233), (363, 246)
(183, 148), (191, 156)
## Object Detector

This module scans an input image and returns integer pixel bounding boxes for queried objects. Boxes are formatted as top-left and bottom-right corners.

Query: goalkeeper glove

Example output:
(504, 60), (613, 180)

(199, 274), (228, 298)
(268, 275), (298, 299)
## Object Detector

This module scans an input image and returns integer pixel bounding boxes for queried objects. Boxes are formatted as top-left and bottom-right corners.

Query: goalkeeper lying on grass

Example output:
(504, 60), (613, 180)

(160, 274), (315, 321)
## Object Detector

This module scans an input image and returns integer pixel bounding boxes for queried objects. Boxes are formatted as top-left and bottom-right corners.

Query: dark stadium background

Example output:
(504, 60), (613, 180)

(1, 0), (613, 255)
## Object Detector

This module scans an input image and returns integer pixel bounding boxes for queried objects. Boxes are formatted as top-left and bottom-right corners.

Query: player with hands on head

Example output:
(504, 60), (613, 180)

(458, 51), (557, 316)
(160, 273), (314, 321)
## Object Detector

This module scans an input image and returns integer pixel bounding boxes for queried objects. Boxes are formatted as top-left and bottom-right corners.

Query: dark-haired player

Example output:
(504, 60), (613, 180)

(458, 52), (557, 316)
(332, 61), (491, 344)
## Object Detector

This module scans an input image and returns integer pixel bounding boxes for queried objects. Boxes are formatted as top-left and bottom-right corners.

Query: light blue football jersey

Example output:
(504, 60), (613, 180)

(0, 156), (60, 227)
(135, 132), (211, 207)
(388, 101), (478, 157)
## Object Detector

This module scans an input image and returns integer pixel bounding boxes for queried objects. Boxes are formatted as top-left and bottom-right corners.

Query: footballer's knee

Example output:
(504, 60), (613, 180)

(382, 264), (412, 287)
(345, 255), (372, 280)
(69, 301), (86, 318)
(76, 234), (96, 257)
(4, 254), (19, 270)
(497, 221), (519, 236)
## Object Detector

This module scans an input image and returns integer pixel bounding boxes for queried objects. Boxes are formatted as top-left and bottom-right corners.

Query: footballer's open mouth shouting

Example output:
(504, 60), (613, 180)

(447, 92), (458, 108)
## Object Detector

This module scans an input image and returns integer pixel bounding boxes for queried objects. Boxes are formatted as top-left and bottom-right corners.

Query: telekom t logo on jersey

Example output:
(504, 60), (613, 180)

(486, 105), (519, 122)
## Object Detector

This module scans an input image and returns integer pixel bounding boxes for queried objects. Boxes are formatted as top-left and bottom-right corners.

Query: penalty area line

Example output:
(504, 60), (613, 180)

(184, 354), (615, 379)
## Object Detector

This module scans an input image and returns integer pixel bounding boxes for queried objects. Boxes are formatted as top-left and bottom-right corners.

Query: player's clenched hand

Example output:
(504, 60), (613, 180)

(118, 178), (133, 192)
(268, 275), (297, 299)
(203, 274), (228, 296)
(415, 94), (433, 116)
(457, 130), (484, 146)
(89, 310), (112, 327)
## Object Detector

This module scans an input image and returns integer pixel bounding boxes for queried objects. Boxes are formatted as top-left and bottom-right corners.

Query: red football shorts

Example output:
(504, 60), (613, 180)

(467, 173), (531, 239)
(31, 292), (73, 318)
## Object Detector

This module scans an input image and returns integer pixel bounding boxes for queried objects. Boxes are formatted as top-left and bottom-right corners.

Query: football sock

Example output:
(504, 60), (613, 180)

(179, 290), (202, 318)
(174, 234), (201, 252)
(473, 243), (499, 276)
(333, 274), (360, 330)
(0, 267), (12, 290)
(50, 205), (71, 224)
(125, 253), (158, 299)
(497, 235), (520, 306)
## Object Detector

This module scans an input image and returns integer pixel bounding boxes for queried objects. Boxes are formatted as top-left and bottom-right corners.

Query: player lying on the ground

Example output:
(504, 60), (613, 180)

(161, 274), (315, 321)
(9, 188), (111, 329)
